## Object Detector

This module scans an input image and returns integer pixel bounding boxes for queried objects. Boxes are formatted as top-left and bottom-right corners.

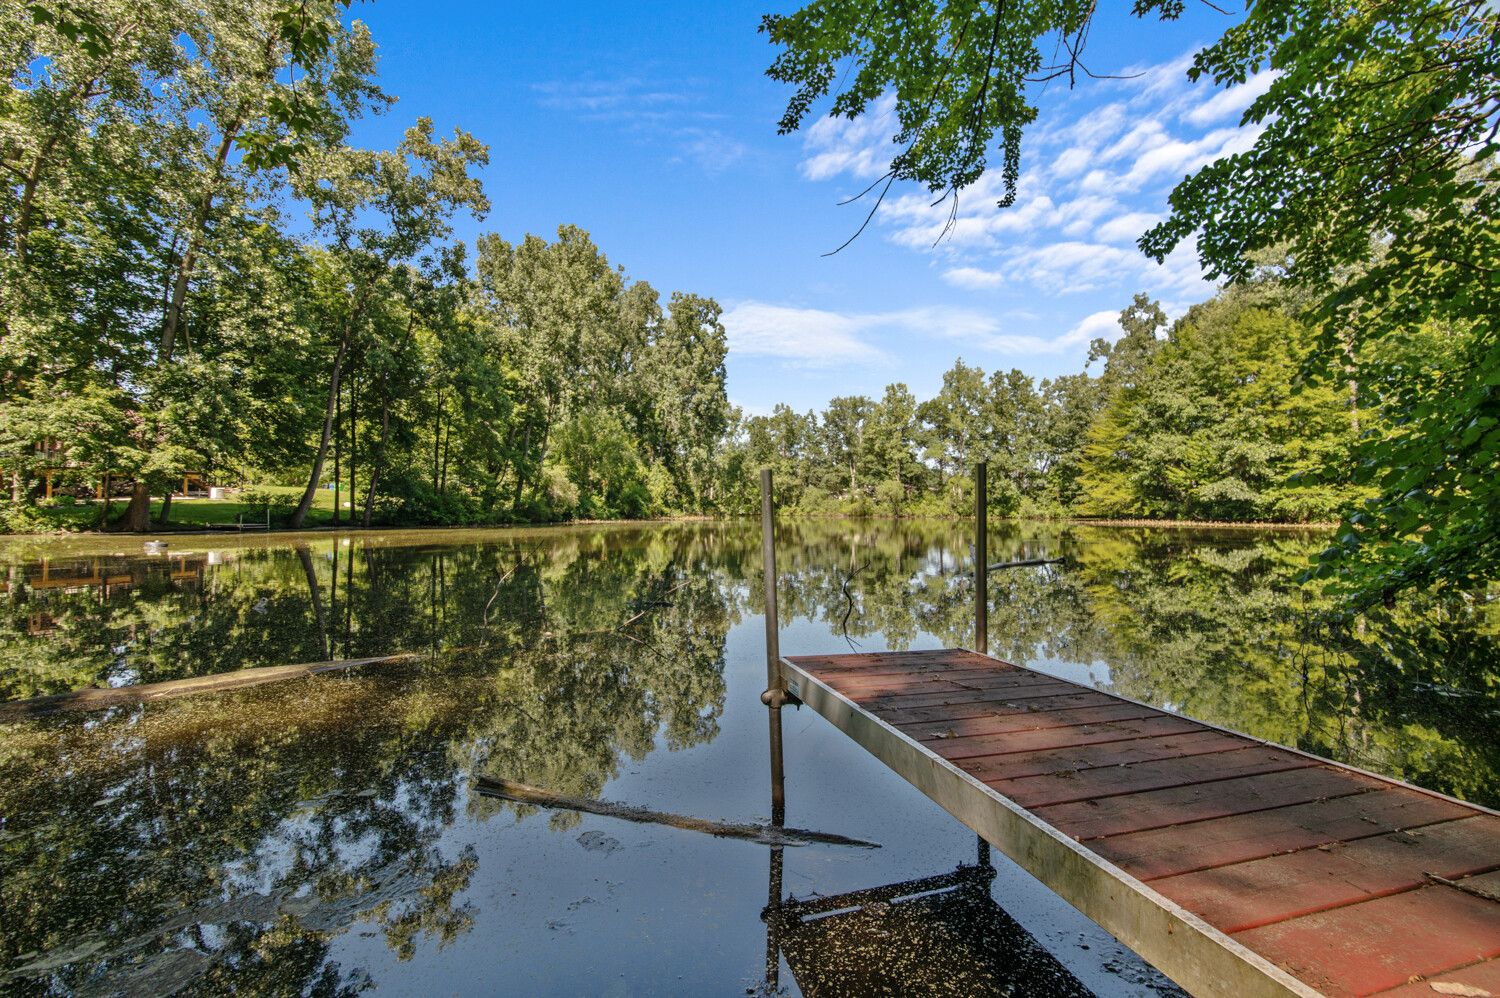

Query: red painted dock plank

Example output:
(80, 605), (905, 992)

(1232, 886), (1500, 996)
(1033, 766), (1384, 841)
(1372, 958), (1500, 997)
(957, 729), (1248, 784)
(988, 745), (1321, 808)
(1152, 816), (1500, 932)
(858, 682), (1075, 711)
(904, 701), (1173, 743)
(1089, 786), (1476, 880)
(783, 649), (1500, 997)
(924, 713), (1202, 762)
(879, 688), (1117, 724)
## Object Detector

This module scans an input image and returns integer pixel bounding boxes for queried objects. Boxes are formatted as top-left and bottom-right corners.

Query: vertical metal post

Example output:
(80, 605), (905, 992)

(760, 468), (786, 824)
(975, 461), (987, 655)
(975, 462), (992, 868)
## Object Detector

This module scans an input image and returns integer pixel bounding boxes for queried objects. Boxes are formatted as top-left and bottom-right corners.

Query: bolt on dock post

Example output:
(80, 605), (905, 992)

(759, 468), (786, 826)
(974, 461), (992, 868)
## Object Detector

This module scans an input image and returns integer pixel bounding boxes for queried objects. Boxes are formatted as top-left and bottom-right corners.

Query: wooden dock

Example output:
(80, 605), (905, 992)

(780, 648), (1500, 997)
(754, 465), (1500, 998)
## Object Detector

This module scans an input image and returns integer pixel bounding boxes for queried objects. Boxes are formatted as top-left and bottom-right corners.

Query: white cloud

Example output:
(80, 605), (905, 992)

(725, 301), (1113, 362)
(786, 47), (1248, 345)
(1060, 310), (1124, 348)
(1095, 211), (1162, 244)
(943, 267), (1007, 290)
(1182, 69), (1277, 127)
(722, 303), (891, 366)
(801, 94), (897, 181)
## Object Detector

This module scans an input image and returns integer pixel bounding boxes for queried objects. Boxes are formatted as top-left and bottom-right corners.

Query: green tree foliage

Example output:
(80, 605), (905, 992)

(1079, 287), (1365, 521)
(1, 5), (731, 531)
(762, 0), (1500, 599)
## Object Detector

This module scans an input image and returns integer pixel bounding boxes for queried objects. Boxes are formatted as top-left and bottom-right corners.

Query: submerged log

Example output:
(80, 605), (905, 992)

(475, 775), (880, 849)
(0, 652), (419, 723)
(983, 557), (1064, 572)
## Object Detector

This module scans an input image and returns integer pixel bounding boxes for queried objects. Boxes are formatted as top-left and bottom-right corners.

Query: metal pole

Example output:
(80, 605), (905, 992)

(975, 461), (991, 868)
(975, 461), (987, 656)
(760, 468), (786, 824)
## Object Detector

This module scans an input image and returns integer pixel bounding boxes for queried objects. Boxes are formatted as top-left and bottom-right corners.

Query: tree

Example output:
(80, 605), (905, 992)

(763, 0), (1500, 600)
(821, 394), (874, 496)
(288, 119), (489, 528)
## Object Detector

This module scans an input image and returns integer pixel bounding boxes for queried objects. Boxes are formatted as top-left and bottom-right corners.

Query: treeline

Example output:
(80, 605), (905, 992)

(725, 281), (1372, 524)
(0, 2), (730, 532)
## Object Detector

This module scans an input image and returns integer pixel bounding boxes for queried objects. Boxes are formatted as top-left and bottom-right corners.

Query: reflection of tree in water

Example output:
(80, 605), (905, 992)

(2, 521), (1495, 992)
(0, 529), (732, 995)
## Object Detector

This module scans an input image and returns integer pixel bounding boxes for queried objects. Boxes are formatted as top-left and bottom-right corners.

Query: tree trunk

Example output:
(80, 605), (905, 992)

(362, 398), (391, 528)
(432, 391), (443, 491)
(122, 481), (151, 533)
(96, 474), (111, 528)
(440, 420), (451, 492)
(333, 381), (342, 526)
(349, 370), (358, 524)
(160, 126), (242, 362)
(510, 423), (532, 513)
(290, 324), (353, 528)
(13, 133), (62, 263)
(9, 469), (18, 504)
(158, 491), (172, 526)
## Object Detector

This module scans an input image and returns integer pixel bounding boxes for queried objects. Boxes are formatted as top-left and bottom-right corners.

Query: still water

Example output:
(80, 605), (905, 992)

(1, 521), (1496, 996)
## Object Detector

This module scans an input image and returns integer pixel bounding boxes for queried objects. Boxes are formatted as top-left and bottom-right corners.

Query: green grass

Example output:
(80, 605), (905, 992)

(7, 485), (354, 533)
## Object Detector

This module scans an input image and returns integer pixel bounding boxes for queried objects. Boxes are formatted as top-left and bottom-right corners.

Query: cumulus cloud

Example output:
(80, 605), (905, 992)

(722, 303), (892, 366)
(724, 300), (1115, 362)
(1182, 69), (1278, 127)
(801, 94), (897, 181)
(792, 46), (1261, 312)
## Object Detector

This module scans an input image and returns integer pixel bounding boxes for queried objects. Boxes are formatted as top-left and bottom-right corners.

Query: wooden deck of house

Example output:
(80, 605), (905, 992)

(778, 648), (1500, 998)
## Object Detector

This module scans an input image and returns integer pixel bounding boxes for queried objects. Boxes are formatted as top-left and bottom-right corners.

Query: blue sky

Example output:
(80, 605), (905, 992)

(346, 2), (1270, 416)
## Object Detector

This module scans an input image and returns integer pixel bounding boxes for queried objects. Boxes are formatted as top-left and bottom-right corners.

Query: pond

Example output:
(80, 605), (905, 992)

(1, 520), (1496, 996)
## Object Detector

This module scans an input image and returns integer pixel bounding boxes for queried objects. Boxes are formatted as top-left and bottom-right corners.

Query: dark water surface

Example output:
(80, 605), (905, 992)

(1, 521), (1496, 996)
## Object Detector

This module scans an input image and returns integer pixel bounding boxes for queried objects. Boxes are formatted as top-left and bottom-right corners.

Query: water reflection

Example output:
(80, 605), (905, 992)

(0, 521), (1494, 993)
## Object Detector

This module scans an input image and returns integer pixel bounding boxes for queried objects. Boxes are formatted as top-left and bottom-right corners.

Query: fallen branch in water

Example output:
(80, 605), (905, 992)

(0, 652), (420, 723)
(980, 557), (1065, 573)
(475, 775), (880, 849)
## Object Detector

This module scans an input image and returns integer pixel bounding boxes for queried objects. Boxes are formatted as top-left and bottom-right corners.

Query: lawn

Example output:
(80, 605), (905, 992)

(12, 485), (355, 533)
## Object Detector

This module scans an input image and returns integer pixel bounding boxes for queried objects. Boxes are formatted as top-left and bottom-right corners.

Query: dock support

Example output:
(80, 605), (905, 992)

(974, 461), (990, 867)
(975, 461), (987, 656)
(760, 468), (786, 824)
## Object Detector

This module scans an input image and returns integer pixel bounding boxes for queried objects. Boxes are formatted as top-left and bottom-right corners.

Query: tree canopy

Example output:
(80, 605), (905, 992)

(762, 0), (1499, 601)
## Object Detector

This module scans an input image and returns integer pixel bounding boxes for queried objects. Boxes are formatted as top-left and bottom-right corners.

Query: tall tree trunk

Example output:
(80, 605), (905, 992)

(362, 398), (391, 528)
(13, 133), (63, 263)
(9, 469), (19, 504)
(431, 391), (443, 491)
(158, 491), (172, 526)
(290, 325), (353, 528)
(440, 420), (451, 492)
(510, 423), (532, 513)
(333, 381), (342, 526)
(122, 481), (151, 533)
(96, 474), (111, 528)
(349, 369), (358, 524)
(160, 125), (242, 362)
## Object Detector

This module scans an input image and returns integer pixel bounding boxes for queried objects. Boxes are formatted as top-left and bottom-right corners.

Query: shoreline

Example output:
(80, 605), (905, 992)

(0, 512), (1334, 550)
